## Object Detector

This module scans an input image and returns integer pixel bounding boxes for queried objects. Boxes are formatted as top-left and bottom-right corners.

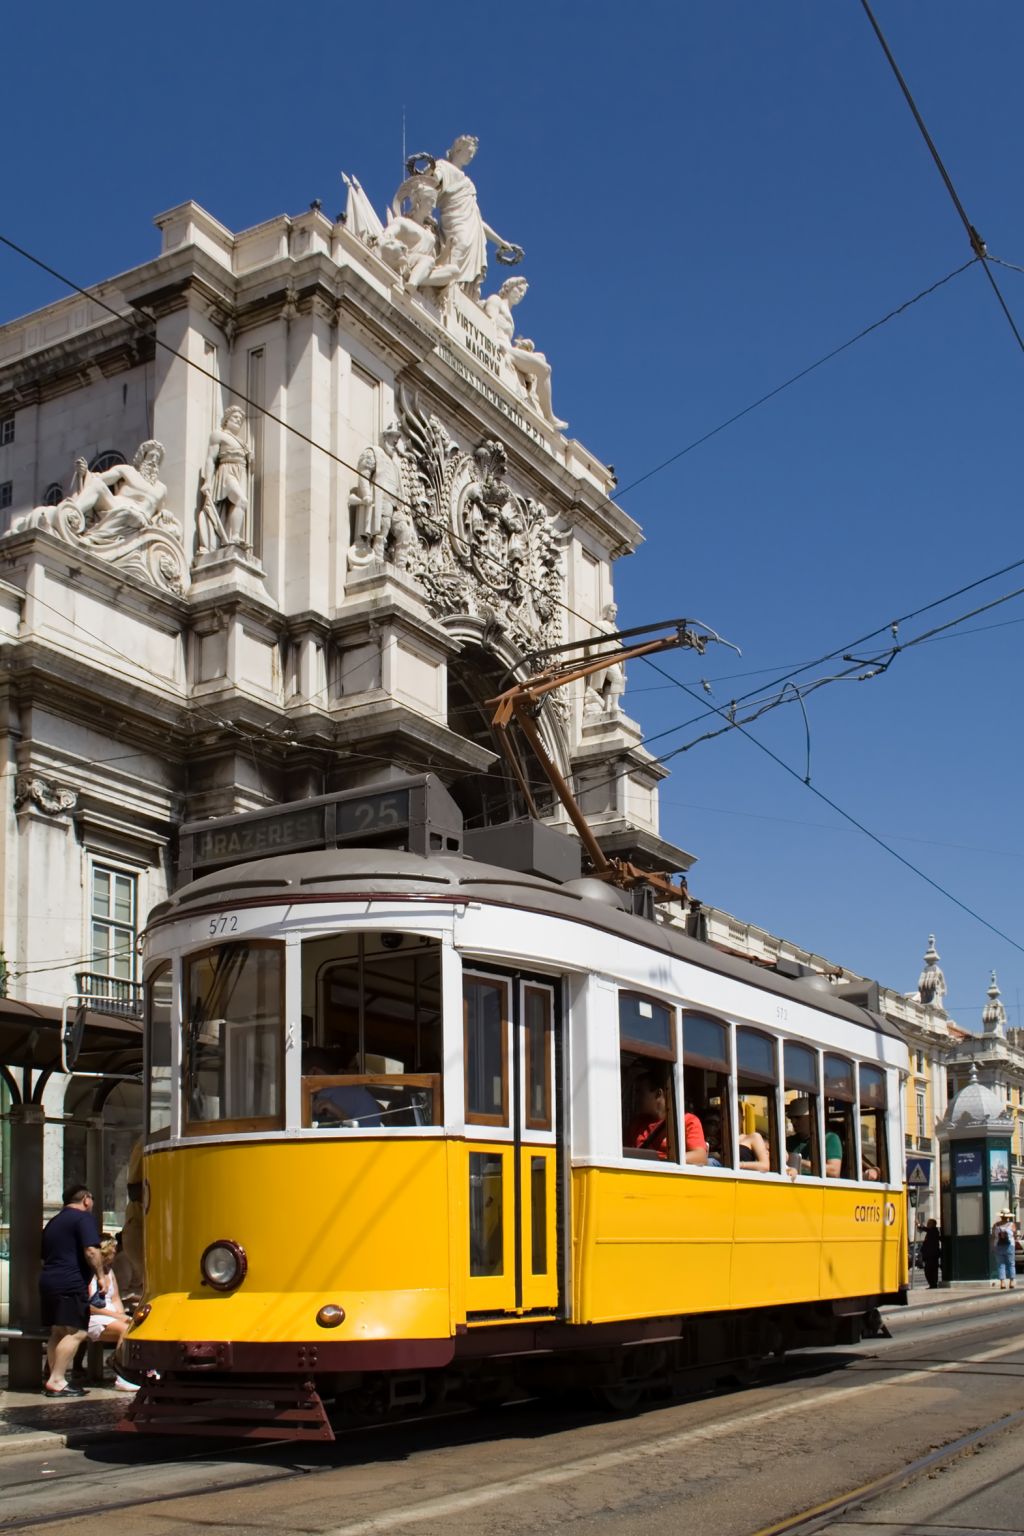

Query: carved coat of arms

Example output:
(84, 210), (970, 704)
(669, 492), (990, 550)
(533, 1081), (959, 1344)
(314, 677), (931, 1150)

(356, 388), (564, 655)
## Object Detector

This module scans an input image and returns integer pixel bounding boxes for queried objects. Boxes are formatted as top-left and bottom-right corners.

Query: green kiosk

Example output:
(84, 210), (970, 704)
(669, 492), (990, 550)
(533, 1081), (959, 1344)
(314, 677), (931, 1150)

(937, 1064), (1015, 1283)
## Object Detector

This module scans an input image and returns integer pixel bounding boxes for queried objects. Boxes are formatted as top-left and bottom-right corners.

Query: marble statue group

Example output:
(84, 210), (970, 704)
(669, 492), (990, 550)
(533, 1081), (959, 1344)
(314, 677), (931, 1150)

(343, 134), (564, 436)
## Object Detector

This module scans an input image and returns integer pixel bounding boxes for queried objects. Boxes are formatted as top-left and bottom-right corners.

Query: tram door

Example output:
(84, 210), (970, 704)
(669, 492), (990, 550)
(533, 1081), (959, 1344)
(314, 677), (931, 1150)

(463, 970), (560, 1317)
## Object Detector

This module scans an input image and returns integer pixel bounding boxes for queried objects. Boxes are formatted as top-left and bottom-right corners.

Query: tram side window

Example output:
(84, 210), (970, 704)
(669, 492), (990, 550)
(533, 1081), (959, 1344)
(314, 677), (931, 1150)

(620, 993), (679, 1163)
(823, 1053), (857, 1178)
(682, 1013), (729, 1168)
(301, 933), (443, 1128)
(784, 1040), (821, 1177)
(145, 961), (173, 1139)
(735, 1028), (779, 1173)
(859, 1065), (888, 1182)
(184, 942), (284, 1132)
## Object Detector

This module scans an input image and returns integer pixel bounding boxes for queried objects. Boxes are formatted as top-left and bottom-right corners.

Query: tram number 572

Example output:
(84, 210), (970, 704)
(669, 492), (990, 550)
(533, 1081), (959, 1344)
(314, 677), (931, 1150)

(208, 914), (239, 936)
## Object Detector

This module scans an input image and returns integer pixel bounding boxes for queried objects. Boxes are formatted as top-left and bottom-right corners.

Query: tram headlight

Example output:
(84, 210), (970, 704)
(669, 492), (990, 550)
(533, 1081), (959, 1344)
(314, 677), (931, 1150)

(200, 1239), (247, 1292)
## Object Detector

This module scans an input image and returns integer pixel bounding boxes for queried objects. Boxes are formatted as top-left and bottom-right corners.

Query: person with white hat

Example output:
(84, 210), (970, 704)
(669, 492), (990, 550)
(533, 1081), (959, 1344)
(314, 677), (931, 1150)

(992, 1208), (1017, 1290)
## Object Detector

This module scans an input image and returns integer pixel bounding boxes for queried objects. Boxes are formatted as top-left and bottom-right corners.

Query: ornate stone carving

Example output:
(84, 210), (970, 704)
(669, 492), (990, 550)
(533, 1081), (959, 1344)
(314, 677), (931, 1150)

(197, 406), (252, 554)
(353, 389), (563, 654)
(583, 603), (626, 717)
(14, 774), (78, 815)
(482, 277), (566, 430)
(11, 441), (189, 595)
(404, 135), (523, 297)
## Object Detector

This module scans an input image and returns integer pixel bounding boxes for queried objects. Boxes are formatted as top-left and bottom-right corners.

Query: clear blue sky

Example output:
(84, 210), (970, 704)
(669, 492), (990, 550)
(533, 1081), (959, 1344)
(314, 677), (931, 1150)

(3, 2), (1023, 1026)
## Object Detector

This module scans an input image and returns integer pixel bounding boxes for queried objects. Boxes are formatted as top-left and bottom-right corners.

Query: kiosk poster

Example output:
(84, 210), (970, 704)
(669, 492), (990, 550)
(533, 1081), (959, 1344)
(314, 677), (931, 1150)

(955, 1149), (983, 1187)
(989, 1148), (1010, 1185)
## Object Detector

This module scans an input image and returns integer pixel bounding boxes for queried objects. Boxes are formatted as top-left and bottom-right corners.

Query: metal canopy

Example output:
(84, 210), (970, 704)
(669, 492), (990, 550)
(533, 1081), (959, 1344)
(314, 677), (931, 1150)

(0, 997), (143, 1079)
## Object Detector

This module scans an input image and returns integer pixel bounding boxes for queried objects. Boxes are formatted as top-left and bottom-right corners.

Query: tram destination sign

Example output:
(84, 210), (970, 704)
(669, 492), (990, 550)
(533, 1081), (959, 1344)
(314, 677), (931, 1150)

(191, 803), (329, 868)
(176, 776), (462, 886)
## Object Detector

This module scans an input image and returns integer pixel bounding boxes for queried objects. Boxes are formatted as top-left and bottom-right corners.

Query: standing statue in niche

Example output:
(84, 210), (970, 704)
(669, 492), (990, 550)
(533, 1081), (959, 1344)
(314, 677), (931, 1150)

(348, 422), (407, 568)
(483, 277), (567, 430)
(406, 135), (523, 297)
(198, 406), (252, 552)
(584, 603), (626, 717)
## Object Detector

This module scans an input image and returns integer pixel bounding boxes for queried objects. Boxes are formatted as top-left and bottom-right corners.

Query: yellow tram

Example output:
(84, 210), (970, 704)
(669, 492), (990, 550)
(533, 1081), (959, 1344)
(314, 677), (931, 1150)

(124, 775), (907, 1440)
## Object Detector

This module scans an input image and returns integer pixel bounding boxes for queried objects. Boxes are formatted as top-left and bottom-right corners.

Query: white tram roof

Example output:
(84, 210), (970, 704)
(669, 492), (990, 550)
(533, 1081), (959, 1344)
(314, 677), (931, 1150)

(150, 847), (902, 1044)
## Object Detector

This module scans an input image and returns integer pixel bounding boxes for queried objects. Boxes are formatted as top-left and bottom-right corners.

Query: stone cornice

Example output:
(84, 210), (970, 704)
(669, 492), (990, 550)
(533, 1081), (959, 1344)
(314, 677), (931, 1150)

(0, 528), (189, 626)
(184, 584), (286, 637)
(0, 318), (154, 412)
(117, 247), (239, 319)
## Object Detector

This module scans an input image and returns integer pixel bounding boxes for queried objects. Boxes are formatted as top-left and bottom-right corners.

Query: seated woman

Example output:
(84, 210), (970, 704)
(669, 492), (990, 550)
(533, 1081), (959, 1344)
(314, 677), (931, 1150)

(704, 1108), (774, 1172)
(87, 1237), (136, 1392)
(623, 1071), (707, 1164)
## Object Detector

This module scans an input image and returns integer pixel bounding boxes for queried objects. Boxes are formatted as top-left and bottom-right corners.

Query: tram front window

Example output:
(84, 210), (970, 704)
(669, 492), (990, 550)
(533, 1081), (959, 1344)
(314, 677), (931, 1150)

(301, 932), (442, 1128)
(184, 942), (284, 1133)
(145, 961), (173, 1138)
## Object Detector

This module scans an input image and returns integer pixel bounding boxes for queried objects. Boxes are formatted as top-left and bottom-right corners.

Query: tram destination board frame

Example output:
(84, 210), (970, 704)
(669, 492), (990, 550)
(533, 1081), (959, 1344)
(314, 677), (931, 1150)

(176, 773), (464, 886)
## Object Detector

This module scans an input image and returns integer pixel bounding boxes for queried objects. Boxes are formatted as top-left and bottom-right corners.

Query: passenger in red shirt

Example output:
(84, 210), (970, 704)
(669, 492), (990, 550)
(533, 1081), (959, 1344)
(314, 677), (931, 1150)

(624, 1073), (708, 1164)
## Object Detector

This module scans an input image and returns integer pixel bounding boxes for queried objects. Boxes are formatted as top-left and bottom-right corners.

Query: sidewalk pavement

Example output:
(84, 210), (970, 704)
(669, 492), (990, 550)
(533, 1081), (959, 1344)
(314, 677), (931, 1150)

(0, 1284), (1019, 1460)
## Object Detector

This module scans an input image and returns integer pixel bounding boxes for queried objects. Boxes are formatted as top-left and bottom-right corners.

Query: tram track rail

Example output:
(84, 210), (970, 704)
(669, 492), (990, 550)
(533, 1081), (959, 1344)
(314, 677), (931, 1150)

(2, 1324), (1023, 1533)
(750, 1406), (1024, 1536)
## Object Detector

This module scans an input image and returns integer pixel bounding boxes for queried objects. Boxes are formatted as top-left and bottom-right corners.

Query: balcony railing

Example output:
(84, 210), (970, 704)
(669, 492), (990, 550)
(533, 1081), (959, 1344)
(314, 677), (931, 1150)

(74, 971), (144, 1020)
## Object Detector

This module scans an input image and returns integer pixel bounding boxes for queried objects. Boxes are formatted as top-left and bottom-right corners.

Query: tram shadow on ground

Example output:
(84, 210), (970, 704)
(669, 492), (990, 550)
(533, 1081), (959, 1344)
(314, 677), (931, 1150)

(70, 1347), (874, 1473)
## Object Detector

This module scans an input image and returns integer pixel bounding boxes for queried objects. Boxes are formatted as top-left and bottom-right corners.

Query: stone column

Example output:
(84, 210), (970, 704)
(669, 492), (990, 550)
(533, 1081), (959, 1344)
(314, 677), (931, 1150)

(7, 1101), (44, 1391)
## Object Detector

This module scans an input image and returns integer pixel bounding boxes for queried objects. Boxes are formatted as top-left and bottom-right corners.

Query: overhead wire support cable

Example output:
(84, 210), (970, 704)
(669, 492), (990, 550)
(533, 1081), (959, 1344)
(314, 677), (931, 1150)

(614, 258), (977, 497)
(859, 0), (1024, 356)
(645, 657), (1024, 960)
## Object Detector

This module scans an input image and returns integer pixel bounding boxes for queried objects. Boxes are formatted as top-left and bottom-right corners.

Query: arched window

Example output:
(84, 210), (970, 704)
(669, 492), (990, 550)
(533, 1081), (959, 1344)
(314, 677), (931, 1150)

(89, 450), (127, 474)
(446, 642), (556, 826)
(42, 482), (64, 506)
(859, 1064), (889, 1183)
(682, 1012), (730, 1168)
(620, 992), (679, 1163)
(784, 1040), (822, 1176)
(736, 1027), (779, 1172)
(824, 1053), (857, 1178)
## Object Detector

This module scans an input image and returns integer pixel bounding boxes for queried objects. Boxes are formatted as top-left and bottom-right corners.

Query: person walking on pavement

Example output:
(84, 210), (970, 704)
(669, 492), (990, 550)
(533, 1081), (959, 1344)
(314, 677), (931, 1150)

(39, 1183), (106, 1397)
(920, 1218), (941, 1289)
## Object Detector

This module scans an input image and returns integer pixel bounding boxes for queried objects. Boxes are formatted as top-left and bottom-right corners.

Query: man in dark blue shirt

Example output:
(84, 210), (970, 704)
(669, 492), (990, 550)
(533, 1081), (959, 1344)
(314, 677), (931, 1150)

(40, 1184), (105, 1397)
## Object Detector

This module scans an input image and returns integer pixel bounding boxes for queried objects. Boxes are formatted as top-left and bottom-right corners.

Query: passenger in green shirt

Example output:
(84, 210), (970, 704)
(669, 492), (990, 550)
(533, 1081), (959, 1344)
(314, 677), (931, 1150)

(787, 1099), (844, 1177)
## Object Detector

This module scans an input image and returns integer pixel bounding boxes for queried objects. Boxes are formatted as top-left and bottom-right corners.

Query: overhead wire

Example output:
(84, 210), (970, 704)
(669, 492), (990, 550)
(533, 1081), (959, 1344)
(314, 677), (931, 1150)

(859, 0), (1024, 355)
(645, 658), (1024, 959)
(613, 257), (978, 498)
(545, 572), (1024, 833)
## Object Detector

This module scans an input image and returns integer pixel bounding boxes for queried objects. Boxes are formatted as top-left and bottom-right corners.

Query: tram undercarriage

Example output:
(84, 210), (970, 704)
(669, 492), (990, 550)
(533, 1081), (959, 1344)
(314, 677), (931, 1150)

(122, 1293), (904, 1442)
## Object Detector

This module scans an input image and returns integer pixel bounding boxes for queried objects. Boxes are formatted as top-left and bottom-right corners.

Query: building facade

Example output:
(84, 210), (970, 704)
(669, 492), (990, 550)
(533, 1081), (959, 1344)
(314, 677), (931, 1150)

(0, 141), (686, 1301)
